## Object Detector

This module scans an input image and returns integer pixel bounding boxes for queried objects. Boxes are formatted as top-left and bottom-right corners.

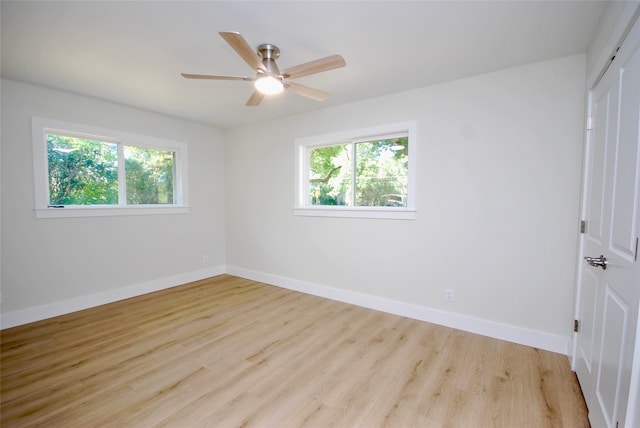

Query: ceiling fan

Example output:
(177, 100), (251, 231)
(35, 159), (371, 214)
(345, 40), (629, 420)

(181, 31), (346, 106)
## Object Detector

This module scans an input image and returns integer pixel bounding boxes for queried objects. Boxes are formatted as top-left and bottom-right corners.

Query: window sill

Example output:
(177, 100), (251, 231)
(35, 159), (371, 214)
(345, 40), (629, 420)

(294, 206), (416, 220)
(35, 205), (190, 219)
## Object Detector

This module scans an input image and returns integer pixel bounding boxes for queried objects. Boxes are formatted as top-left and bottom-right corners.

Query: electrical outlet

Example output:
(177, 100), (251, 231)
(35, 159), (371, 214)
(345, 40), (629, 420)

(445, 289), (454, 302)
(202, 254), (209, 264)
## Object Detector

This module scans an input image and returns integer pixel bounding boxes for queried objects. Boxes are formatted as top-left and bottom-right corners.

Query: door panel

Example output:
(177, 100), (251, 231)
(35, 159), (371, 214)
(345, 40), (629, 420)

(596, 285), (629, 427)
(574, 14), (640, 428)
(610, 55), (640, 261)
(577, 269), (599, 373)
(586, 89), (611, 245)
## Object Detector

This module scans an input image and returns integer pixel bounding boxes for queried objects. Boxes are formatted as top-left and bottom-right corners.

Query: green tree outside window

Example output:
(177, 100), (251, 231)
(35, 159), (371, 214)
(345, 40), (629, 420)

(309, 137), (408, 207)
(47, 133), (175, 206)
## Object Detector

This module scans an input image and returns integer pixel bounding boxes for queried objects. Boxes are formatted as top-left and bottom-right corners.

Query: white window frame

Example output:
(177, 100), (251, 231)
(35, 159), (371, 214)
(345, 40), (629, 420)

(32, 117), (189, 219)
(294, 121), (417, 220)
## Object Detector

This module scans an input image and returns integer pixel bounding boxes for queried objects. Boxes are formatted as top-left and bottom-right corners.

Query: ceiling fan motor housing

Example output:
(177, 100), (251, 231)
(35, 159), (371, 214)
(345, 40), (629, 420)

(257, 43), (281, 76)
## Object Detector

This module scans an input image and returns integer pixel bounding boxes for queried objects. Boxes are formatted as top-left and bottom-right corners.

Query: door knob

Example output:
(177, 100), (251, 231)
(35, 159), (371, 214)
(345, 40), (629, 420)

(584, 255), (607, 270)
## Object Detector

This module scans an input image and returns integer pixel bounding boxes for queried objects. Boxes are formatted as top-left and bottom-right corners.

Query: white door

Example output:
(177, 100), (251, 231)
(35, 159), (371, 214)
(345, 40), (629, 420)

(573, 15), (640, 428)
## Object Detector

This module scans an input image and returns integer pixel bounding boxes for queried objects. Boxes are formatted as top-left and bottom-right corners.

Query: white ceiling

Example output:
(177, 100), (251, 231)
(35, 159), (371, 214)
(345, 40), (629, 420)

(1, 1), (607, 129)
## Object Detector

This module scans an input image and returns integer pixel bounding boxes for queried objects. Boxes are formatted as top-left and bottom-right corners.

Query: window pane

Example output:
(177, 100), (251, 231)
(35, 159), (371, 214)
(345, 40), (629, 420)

(355, 137), (408, 206)
(124, 146), (175, 205)
(47, 133), (118, 205)
(309, 144), (352, 205)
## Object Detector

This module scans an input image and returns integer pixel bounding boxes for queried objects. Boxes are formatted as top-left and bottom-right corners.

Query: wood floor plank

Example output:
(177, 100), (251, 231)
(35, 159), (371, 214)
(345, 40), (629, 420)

(1, 275), (589, 427)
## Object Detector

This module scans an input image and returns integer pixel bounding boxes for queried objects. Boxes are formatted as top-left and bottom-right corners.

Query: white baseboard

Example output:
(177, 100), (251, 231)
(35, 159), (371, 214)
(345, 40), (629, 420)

(1, 265), (570, 355)
(226, 265), (570, 355)
(0, 265), (225, 329)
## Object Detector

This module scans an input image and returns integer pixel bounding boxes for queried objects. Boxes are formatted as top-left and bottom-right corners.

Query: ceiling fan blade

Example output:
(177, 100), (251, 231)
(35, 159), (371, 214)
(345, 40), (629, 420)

(181, 73), (253, 81)
(282, 55), (346, 80)
(285, 81), (330, 102)
(246, 90), (265, 106)
(219, 31), (265, 72)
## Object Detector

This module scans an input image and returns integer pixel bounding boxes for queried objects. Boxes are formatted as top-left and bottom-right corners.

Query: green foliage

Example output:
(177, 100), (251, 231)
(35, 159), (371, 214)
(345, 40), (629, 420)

(47, 133), (175, 206)
(309, 137), (408, 206)
(355, 138), (408, 206)
(310, 144), (345, 178)
(125, 146), (174, 204)
(309, 144), (352, 205)
(47, 134), (118, 205)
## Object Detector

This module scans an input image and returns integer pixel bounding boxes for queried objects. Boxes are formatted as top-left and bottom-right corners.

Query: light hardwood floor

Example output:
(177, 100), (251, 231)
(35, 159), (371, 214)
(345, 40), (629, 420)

(1, 275), (589, 427)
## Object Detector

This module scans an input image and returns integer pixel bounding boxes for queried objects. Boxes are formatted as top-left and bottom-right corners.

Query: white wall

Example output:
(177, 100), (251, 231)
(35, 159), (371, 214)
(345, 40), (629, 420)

(0, 79), (226, 326)
(225, 55), (586, 352)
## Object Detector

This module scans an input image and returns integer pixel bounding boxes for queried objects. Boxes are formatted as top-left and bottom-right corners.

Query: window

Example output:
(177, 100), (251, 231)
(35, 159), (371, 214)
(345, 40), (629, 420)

(32, 117), (188, 218)
(295, 121), (416, 219)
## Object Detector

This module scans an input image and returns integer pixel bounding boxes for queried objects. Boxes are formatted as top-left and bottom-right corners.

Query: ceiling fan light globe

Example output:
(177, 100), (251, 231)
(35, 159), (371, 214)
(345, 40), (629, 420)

(255, 75), (283, 95)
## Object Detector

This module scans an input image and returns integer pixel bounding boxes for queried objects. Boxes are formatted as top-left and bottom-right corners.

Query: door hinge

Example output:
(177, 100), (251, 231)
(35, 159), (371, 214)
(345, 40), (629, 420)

(574, 319), (580, 333)
(580, 220), (586, 234)
(635, 237), (638, 262)
(586, 116), (593, 131)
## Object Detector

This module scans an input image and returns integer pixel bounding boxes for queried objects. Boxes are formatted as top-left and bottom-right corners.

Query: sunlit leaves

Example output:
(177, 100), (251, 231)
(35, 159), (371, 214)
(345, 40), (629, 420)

(125, 146), (174, 204)
(47, 134), (118, 205)
(309, 144), (352, 205)
(47, 133), (175, 206)
(309, 136), (408, 207)
(355, 138), (408, 206)
(310, 144), (345, 178)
